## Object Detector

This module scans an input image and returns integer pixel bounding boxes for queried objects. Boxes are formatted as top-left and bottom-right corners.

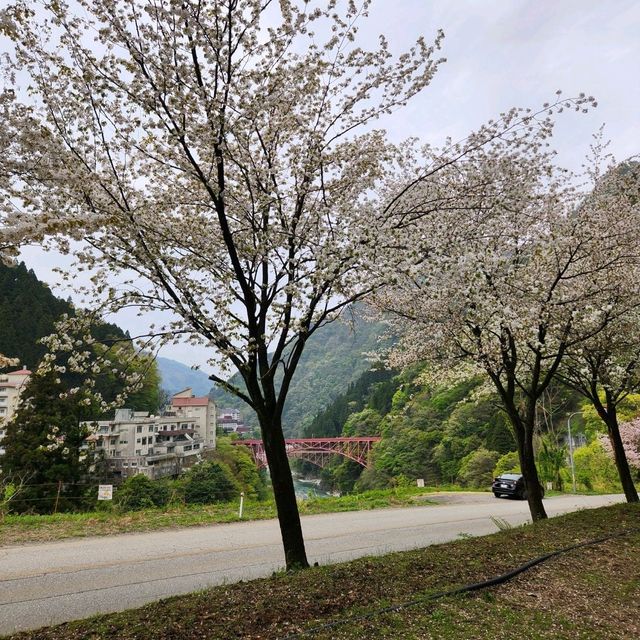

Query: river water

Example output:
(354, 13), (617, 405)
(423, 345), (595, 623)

(292, 476), (332, 499)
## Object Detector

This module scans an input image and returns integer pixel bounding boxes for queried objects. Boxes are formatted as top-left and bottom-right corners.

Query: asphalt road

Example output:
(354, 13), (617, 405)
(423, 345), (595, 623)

(0, 493), (623, 635)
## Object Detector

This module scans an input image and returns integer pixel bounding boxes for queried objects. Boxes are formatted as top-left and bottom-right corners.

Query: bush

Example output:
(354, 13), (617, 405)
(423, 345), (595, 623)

(571, 441), (621, 493)
(183, 462), (237, 505)
(457, 448), (500, 488)
(493, 451), (521, 477)
(115, 474), (170, 511)
(206, 438), (269, 500)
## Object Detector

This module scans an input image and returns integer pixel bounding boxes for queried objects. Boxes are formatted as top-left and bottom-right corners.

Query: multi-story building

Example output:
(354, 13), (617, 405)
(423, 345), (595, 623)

(85, 388), (217, 479)
(168, 388), (217, 447)
(0, 368), (31, 455)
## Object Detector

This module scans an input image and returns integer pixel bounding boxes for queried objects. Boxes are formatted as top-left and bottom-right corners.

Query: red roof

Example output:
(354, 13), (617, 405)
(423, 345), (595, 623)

(171, 397), (210, 407)
(7, 369), (31, 375)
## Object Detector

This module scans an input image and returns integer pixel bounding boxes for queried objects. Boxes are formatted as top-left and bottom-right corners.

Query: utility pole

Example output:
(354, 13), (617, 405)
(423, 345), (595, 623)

(567, 412), (581, 494)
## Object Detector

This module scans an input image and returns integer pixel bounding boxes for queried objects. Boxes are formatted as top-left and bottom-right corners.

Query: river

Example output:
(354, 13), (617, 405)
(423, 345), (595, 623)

(292, 475), (333, 499)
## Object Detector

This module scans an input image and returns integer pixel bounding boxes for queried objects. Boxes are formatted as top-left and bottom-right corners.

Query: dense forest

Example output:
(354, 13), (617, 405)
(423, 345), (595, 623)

(304, 362), (636, 496)
(0, 261), (81, 369)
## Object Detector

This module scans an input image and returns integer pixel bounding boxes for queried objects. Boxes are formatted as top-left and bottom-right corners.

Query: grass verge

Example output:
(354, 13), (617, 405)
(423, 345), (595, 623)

(4, 503), (639, 640)
(0, 485), (468, 547)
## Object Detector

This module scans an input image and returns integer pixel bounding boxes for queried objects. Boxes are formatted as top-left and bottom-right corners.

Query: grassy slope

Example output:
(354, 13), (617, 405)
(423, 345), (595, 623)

(5, 503), (639, 640)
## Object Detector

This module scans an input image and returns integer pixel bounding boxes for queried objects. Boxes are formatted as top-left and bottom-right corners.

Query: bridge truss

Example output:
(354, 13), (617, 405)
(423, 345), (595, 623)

(235, 437), (381, 470)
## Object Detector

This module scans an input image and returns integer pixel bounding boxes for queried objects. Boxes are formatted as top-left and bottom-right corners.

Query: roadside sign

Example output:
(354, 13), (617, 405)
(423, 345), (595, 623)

(98, 484), (113, 501)
(416, 479), (425, 487)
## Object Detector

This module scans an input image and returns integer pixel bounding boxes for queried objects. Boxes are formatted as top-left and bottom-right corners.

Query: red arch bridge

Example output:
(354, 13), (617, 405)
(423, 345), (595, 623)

(234, 437), (381, 470)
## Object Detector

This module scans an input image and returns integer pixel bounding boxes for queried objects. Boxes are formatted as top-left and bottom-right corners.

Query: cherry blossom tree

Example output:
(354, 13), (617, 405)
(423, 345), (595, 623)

(0, 0), (449, 569)
(557, 161), (640, 502)
(376, 119), (636, 522)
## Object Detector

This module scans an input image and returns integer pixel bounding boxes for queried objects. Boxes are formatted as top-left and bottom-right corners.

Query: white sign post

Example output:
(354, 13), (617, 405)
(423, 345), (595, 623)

(416, 479), (425, 488)
(98, 484), (113, 501)
(238, 492), (245, 519)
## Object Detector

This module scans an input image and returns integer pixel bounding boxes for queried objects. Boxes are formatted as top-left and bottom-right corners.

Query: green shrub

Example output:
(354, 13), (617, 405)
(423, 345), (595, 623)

(457, 448), (500, 488)
(571, 440), (621, 493)
(493, 451), (520, 477)
(183, 462), (237, 504)
(115, 474), (170, 511)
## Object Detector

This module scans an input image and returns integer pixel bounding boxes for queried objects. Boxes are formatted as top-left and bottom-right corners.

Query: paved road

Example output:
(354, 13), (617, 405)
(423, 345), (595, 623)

(0, 493), (623, 635)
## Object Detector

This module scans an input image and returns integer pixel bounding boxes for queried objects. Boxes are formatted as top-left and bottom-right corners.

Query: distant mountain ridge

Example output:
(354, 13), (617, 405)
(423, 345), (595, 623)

(156, 357), (213, 396)
(210, 308), (390, 436)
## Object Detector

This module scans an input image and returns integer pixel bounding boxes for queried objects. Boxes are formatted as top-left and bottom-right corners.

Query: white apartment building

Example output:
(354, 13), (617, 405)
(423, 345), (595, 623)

(85, 388), (217, 479)
(0, 368), (31, 455)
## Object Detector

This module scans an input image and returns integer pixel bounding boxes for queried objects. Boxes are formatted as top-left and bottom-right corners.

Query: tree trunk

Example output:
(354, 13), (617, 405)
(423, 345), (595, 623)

(259, 412), (310, 570)
(604, 413), (639, 503)
(515, 419), (548, 521)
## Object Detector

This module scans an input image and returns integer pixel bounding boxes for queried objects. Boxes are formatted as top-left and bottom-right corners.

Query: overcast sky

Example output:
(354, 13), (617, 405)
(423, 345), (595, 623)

(17, 0), (640, 371)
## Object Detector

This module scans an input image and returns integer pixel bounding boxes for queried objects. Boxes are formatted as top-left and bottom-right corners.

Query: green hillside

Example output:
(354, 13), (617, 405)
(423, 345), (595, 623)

(211, 309), (389, 436)
(156, 357), (213, 396)
(308, 360), (631, 496)
(0, 262), (76, 369)
(0, 261), (131, 371)
(0, 261), (161, 413)
(309, 364), (526, 493)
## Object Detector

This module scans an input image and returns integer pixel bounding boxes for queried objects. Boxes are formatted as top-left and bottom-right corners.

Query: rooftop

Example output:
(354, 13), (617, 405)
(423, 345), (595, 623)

(171, 397), (210, 407)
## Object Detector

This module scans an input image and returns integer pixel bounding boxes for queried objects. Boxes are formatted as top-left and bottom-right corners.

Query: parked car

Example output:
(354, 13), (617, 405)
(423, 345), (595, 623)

(491, 473), (544, 500)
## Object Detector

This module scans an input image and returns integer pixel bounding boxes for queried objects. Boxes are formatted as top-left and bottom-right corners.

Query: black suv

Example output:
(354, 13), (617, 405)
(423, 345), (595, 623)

(492, 473), (527, 499)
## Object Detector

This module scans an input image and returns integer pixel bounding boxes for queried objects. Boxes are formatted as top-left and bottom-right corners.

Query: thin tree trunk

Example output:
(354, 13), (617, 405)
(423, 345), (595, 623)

(503, 399), (548, 521)
(259, 412), (310, 570)
(592, 396), (639, 503)
(604, 413), (639, 503)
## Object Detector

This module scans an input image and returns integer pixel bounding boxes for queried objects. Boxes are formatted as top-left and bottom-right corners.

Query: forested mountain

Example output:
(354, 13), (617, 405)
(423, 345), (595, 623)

(311, 359), (633, 496)
(0, 260), (160, 413)
(210, 308), (389, 436)
(0, 261), (128, 370)
(0, 262), (77, 369)
(156, 357), (213, 396)
(310, 364), (525, 493)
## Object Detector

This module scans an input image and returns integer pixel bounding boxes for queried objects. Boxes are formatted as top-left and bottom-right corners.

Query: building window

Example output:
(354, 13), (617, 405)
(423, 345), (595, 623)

(141, 437), (147, 445)
(136, 426), (143, 433)
(135, 449), (141, 455)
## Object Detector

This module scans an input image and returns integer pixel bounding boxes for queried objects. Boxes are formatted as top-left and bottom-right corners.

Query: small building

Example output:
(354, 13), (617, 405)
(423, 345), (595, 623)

(0, 368), (31, 455)
(217, 407), (249, 434)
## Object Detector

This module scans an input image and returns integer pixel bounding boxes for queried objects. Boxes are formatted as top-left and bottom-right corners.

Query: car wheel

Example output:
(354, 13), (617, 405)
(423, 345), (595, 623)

(493, 493), (502, 498)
